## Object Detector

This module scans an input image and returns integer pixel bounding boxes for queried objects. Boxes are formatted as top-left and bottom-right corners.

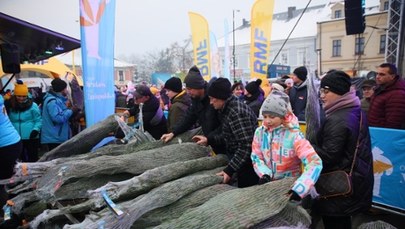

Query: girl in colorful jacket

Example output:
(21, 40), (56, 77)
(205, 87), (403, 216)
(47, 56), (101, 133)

(251, 90), (322, 200)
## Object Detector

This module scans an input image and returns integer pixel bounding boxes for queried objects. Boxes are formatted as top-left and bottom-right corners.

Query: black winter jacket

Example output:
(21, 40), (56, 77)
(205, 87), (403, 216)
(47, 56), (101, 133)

(288, 81), (308, 121)
(172, 89), (225, 154)
(312, 106), (374, 216)
(129, 95), (167, 140)
(244, 92), (264, 117)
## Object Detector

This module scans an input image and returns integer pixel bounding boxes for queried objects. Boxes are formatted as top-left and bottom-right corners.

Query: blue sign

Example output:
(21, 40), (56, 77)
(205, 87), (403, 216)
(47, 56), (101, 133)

(151, 73), (172, 88)
(370, 127), (405, 212)
(80, 0), (116, 127)
(267, 64), (290, 78)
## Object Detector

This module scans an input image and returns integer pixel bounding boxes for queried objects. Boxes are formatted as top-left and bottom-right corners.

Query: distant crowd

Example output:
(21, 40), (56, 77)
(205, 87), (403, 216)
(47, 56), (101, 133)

(1, 62), (405, 228)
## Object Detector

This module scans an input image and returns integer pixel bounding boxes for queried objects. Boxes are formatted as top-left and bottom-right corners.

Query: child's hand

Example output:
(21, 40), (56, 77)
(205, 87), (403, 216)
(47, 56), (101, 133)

(287, 190), (302, 202)
(258, 174), (271, 185)
(216, 171), (231, 184)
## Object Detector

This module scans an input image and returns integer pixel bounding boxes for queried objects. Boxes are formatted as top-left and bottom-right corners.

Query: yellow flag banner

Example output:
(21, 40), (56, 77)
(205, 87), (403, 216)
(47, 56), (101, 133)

(188, 12), (211, 80)
(250, 0), (275, 81)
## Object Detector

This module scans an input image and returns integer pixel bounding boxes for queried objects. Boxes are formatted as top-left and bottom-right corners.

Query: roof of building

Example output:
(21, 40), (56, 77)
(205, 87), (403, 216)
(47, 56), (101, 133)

(218, 0), (382, 47)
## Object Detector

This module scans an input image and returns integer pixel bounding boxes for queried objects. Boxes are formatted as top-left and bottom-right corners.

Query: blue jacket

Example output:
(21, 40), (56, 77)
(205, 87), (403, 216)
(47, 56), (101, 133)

(41, 91), (73, 144)
(0, 96), (21, 147)
(8, 98), (42, 140)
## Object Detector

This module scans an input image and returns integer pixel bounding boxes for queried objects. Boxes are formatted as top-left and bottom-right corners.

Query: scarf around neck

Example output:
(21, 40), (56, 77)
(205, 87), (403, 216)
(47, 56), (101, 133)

(324, 90), (360, 117)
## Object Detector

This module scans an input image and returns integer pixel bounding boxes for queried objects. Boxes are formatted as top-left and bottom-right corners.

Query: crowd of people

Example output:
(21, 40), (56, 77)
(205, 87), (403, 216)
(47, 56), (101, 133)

(1, 62), (404, 228)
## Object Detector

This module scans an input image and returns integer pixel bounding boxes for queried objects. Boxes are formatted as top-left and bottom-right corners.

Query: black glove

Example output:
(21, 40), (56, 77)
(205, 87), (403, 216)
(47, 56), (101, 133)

(258, 174), (272, 185)
(288, 190), (302, 201)
(29, 130), (39, 139)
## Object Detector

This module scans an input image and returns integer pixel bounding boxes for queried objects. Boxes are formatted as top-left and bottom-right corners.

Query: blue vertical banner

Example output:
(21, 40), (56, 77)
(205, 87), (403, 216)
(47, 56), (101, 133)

(370, 127), (405, 212)
(79, 0), (116, 127)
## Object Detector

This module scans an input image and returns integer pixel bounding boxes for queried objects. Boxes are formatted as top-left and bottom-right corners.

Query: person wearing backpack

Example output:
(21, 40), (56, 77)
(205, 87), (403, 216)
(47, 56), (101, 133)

(41, 78), (79, 151)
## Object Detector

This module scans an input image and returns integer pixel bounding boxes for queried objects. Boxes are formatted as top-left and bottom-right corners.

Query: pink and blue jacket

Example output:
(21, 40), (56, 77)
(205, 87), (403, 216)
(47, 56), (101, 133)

(251, 113), (322, 198)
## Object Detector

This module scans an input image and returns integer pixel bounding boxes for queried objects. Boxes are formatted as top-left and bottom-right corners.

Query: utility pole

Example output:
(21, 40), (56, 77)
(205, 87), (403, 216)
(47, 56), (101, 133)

(232, 9), (239, 82)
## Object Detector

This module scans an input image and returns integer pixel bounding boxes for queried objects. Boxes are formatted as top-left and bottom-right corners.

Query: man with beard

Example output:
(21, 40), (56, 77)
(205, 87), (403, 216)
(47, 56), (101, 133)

(161, 66), (225, 154)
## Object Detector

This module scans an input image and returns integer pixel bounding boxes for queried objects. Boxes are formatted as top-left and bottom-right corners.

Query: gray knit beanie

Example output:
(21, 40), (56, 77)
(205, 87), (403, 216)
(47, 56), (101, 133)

(261, 90), (290, 117)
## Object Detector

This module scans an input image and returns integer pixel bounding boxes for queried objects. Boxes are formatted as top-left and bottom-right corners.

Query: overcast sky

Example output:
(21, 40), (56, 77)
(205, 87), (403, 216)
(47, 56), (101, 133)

(1, 0), (327, 57)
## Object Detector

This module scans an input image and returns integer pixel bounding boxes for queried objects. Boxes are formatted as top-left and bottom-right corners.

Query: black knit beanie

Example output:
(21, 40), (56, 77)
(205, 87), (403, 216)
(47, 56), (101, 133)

(51, 78), (67, 92)
(184, 66), (206, 89)
(208, 78), (232, 100)
(245, 79), (262, 95)
(164, 77), (182, 93)
(321, 70), (351, 95)
(293, 66), (308, 82)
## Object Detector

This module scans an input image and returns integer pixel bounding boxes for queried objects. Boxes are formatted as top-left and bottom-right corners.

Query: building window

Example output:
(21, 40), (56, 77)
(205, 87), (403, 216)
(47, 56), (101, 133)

(332, 39), (341, 56)
(379, 34), (386, 54)
(355, 37), (365, 55)
(297, 48), (307, 66)
(119, 70), (124, 81)
(280, 51), (289, 65)
(383, 1), (389, 11)
(334, 10), (342, 19)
